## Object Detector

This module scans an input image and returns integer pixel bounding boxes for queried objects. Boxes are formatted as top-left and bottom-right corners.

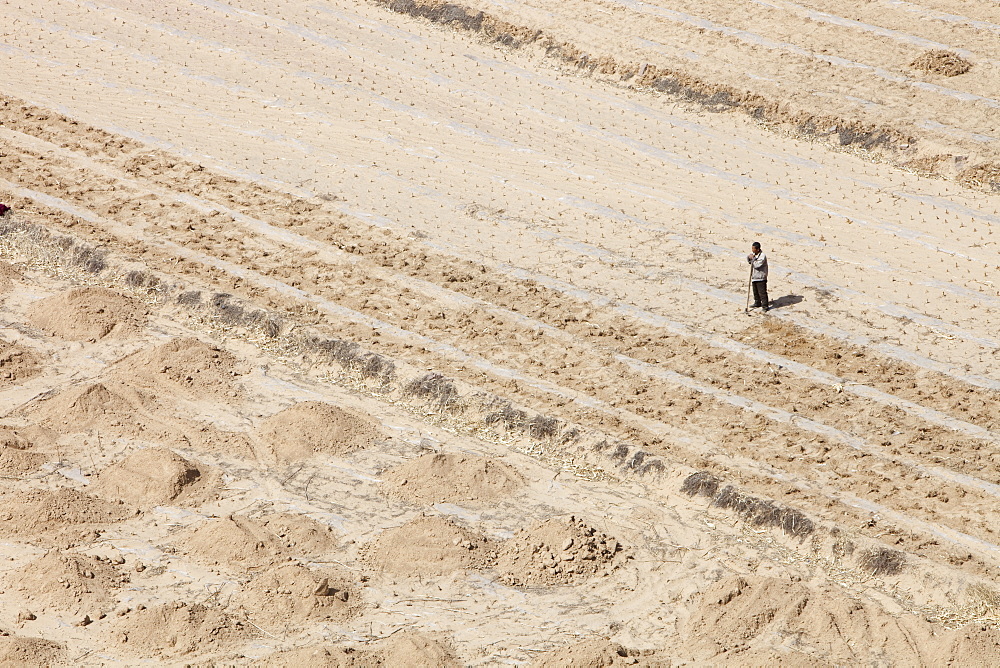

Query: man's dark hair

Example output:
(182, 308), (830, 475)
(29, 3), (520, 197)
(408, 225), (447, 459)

(751, 241), (761, 250)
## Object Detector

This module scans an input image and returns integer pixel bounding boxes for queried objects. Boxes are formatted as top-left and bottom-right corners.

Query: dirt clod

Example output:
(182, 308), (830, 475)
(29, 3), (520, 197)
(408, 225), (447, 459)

(496, 516), (627, 586)
(259, 631), (460, 667)
(0, 489), (135, 540)
(0, 635), (66, 667)
(2, 550), (128, 616)
(911, 50), (972, 77)
(111, 337), (248, 398)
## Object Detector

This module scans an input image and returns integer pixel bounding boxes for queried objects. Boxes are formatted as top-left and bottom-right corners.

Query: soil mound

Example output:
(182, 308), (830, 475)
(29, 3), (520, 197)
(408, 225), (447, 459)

(111, 337), (248, 398)
(256, 401), (382, 462)
(259, 631), (460, 667)
(686, 575), (930, 665)
(179, 513), (338, 570)
(0, 489), (135, 538)
(0, 426), (46, 475)
(179, 515), (280, 569)
(238, 564), (360, 627)
(911, 50), (972, 77)
(383, 452), (524, 505)
(27, 287), (147, 341)
(0, 340), (44, 388)
(91, 447), (214, 509)
(362, 515), (495, 577)
(28, 383), (250, 456)
(27, 382), (148, 433)
(3, 550), (128, 616)
(106, 601), (254, 658)
(0, 635), (66, 668)
(496, 516), (627, 587)
(531, 637), (652, 667)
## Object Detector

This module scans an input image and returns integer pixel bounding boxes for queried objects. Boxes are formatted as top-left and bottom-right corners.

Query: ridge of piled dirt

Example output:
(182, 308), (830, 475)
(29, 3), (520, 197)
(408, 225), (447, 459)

(0, 340), (44, 388)
(110, 337), (248, 398)
(256, 401), (383, 463)
(2, 550), (128, 617)
(105, 601), (255, 659)
(0, 489), (135, 540)
(931, 625), (1000, 667)
(736, 319), (1000, 433)
(90, 447), (217, 509)
(496, 516), (627, 587)
(13, 100), (1000, 579)
(0, 635), (66, 668)
(238, 564), (361, 627)
(374, 0), (1000, 191)
(26, 286), (148, 342)
(376, 1), (914, 159)
(258, 631), (460, 667)
(178, 512), (338, 570)
(362, 514), (496, 577)
(382, 452), (525, 505)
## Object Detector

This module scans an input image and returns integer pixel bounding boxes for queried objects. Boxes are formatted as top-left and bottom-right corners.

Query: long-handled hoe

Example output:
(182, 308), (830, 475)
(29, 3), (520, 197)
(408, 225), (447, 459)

(744, 265), (754, 315)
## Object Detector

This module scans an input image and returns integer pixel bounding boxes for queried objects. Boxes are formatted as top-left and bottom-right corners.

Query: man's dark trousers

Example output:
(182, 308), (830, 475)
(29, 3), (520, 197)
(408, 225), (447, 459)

(752, 280), (769, 308)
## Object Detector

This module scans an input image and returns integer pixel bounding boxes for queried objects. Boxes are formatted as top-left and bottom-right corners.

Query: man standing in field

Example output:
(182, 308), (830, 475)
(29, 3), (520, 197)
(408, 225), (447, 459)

(747, 241), (769, 312)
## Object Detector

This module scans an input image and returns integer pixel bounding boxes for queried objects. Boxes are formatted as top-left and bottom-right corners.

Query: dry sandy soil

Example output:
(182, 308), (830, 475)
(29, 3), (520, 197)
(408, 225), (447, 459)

(3, 0), (1000, 664)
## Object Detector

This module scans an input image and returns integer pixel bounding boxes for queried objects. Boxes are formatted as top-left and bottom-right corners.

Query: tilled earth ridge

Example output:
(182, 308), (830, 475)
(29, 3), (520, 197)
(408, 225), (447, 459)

(4, 109), (1000, 579)
(0, 0), (999, 662)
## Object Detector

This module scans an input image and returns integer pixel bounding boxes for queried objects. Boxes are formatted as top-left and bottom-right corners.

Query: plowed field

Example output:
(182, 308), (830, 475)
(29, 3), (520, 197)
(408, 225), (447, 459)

(3, 0), (1000, 664)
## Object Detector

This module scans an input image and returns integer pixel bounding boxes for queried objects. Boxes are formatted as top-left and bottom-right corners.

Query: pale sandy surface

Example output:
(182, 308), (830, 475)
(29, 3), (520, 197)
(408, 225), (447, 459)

(2, 0), (1000, 664)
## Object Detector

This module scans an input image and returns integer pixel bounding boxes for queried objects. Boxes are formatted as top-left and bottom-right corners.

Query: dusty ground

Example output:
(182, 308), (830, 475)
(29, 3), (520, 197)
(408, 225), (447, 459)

(2, 0), (1000, 664)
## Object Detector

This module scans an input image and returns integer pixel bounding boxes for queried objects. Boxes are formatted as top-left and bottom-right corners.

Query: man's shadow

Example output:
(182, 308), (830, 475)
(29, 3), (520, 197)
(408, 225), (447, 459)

(770, 294), (804, 310)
